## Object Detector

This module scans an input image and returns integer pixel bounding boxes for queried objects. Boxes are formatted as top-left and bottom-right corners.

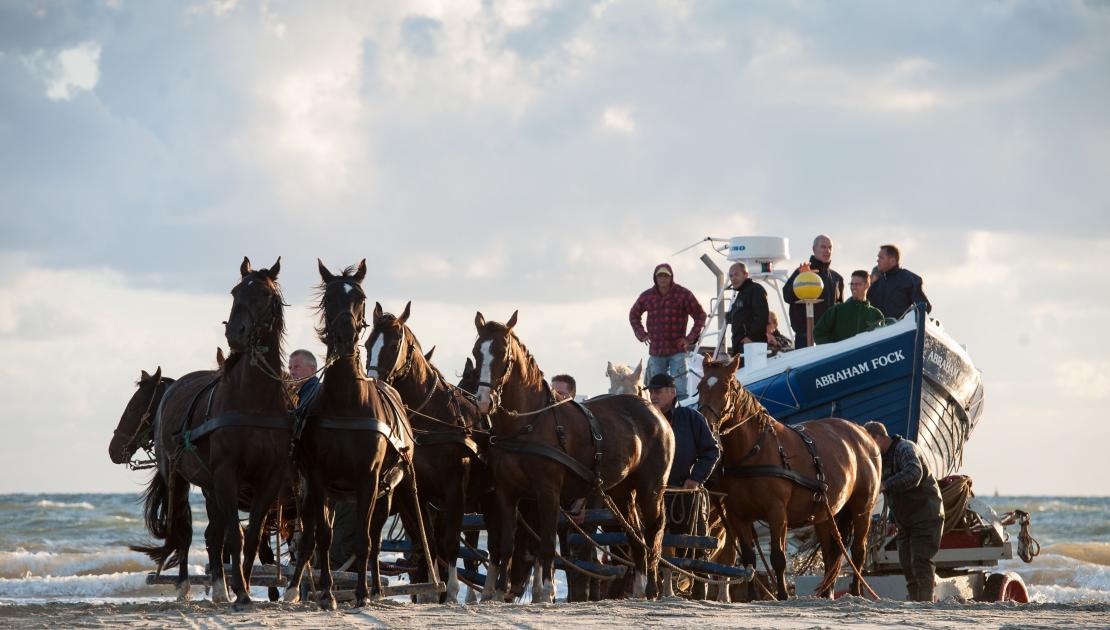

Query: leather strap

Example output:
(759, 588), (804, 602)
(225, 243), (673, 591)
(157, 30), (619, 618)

(492, 437), (596, 483)
(719, 464), (825, 493)
(182, 411), (292, 444)
(308, 415), (410, 455)
(414, 431), (481, 457)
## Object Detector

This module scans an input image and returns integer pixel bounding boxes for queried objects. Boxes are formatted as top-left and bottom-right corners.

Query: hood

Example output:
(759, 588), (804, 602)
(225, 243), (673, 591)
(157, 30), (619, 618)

(653, 263), (674, 286)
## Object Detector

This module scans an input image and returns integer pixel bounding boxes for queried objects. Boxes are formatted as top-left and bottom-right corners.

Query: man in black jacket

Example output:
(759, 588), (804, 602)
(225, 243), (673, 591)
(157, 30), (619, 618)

(727, 262), (769, 355)
(867, 244), (932, 319)
(647, 374), (720, 490)
(783, 234), (844, 348)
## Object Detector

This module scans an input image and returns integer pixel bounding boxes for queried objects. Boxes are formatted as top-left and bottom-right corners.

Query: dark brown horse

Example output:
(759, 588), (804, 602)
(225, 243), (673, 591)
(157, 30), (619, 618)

(132, 257), (294, 608)
(109, 368), (174, 466)
(284, 261), (433, 609)
(471, 311), (673, 602)
(365, 301), (492, 603)
(697, 354), (881, 599)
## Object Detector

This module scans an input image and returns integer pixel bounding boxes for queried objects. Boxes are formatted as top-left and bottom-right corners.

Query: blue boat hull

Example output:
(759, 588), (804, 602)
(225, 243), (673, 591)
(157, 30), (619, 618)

(737, 306), (983, 477)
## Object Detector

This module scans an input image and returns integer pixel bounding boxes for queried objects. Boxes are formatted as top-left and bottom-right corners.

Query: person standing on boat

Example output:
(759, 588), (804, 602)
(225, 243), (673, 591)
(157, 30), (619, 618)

(783, 234), (844, 348)
(812, 270), (885, 344)
(867, 244), (932, 319)
(727, 262), (770, 356)
(864, 421), (944, 602)
(629, 263), (706, 400)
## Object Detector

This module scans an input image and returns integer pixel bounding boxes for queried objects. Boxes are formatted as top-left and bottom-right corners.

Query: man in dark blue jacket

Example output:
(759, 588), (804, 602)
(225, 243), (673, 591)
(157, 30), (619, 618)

(647, 373), (720, 489)
(867, 244), (932, 319)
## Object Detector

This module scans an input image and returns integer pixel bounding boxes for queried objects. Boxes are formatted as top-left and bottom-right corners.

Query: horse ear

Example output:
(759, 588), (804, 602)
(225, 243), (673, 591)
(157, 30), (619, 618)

(216, 347), (226, 368)
(702, 352), (714, 368)
(353, 259), (367, 284)
(268, 256), (281, 278)
(463, 357), (475, 376)
(140, 369), (151, 381)
(606, 361), (614, 377)
(475, 311), (486, 329)
(373, 302), (383, 321)
(240, 256), (252, 277)
(317, 258), (335, 283)
(152, 366), (162, 382)
(399, 301), (411, 324)
(506, 310), (519, 330)
(424, 345), (436, 361)
(632, 359), (643, 381)
(728, 352), (742, 372)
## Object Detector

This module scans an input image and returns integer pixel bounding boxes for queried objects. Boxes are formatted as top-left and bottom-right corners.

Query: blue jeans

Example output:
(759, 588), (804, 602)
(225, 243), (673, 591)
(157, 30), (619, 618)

(647, 352), (690, 400)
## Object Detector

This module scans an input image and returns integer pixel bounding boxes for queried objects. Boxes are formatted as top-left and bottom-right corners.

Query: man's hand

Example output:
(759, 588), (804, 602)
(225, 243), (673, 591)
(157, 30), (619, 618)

(740, 337), (753, 344)
(685, 340), (698, 352)
(636, 332), (648, 343)
(683, 479), (700, 490)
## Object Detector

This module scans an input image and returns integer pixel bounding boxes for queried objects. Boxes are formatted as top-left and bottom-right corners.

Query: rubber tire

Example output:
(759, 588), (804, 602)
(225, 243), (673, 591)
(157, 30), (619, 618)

(979, 572), (1029, 603)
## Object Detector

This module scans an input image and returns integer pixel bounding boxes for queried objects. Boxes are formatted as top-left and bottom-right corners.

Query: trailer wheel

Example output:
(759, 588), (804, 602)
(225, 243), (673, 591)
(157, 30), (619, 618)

(979, 572), (1029, 603)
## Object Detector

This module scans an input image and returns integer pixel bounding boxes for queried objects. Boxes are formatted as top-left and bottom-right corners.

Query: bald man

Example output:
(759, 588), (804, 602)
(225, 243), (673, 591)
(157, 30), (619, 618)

(783, 234), (844, 347)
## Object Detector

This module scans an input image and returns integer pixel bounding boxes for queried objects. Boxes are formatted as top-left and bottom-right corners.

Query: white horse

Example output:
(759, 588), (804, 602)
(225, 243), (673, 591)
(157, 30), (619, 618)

(605, 359), (646, 398)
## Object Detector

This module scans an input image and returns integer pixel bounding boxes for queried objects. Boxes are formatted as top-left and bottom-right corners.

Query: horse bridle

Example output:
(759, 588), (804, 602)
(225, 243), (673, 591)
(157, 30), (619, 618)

(112, 378), (166, 458)
(228, 275), (283, 352)
(371, 324), (416, 382)
(322, 279), (368, 359)
(477, 335), (515, 415)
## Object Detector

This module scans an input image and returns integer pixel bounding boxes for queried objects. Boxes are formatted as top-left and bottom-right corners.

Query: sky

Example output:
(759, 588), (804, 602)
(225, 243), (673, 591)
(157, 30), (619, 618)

(0, 0), (1107, 495)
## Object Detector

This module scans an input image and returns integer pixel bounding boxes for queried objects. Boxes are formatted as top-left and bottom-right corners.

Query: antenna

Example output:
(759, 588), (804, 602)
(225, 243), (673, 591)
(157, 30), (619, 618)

(671, 237), (730, 257)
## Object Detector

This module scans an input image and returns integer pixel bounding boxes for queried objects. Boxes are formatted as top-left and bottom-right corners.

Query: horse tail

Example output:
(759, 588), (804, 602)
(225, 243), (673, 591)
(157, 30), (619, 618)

(130, 470), (192, 570)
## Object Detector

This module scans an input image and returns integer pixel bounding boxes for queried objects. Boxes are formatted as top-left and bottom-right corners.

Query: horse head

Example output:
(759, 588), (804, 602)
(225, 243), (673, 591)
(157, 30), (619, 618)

(471, 310), (520, 414)
(365, 301), (416, 381)
(316, 259), (367, 359)
(696, 353), (744, 431)
(109, 367), (169, 464)
(225, 256), (284, 353)
(606, 359), (644, 396)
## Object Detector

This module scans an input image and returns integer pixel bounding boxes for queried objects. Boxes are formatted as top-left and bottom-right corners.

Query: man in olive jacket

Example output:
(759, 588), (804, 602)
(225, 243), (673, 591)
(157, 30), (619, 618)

(865, 421), (945, 602)
(783, 234), (844, 348)
(813, 270), (885, 344)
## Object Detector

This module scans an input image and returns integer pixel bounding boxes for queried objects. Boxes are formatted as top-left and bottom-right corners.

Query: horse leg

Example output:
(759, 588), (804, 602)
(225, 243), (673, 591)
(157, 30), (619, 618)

(532, 491), (558, 604)
(238, 477), (282, 608)
(848, 508), (872, 597)
(767, 512), (790, 600)
(437, 471), (467, 604)
(733, 521), (757, 602)
(635, 479), (666, 600)
(257, 529), (280, 602)
(204, 492), (230, 604)
(510, 517), (534, 601)
(367, 484), (390, 600)
(813, 518), (841, 599)
(315, 500), (337, 611)
(170, 473), (193, 602)
(488, 489), (518, 602)
(215, 473), (248, 607)
(353, 471), (377, 607)
(284, 474), (324, 604)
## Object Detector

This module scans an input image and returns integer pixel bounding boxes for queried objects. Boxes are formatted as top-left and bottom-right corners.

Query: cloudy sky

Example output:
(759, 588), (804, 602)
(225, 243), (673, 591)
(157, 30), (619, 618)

(1, 0), (1107, 494)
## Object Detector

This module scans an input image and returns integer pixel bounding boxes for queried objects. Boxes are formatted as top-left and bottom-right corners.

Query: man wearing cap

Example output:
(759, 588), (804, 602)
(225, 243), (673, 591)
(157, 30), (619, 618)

(629, 263), (707, 400)
(783, 234), (845, 348)
(647, 373), (720, 491)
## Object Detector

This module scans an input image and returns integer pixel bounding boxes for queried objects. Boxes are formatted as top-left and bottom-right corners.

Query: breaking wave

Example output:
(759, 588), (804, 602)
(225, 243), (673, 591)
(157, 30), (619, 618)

(32, 500), (95, 510)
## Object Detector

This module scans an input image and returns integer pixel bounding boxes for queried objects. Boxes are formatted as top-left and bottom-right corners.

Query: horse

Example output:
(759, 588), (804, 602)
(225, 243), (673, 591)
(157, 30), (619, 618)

(605, 360), (645, 397)
(696, 353), (881, 599)
(109, 368), (175, 466)
(471, 311), (674, 602)
(365, 301), (493, 603)
(131, 257), (295, 608)
(283, 260), (433, 609)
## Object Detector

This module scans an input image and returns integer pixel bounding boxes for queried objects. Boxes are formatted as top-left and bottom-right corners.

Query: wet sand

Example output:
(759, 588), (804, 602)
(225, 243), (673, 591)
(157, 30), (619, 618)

(1, 597), (1107, 629)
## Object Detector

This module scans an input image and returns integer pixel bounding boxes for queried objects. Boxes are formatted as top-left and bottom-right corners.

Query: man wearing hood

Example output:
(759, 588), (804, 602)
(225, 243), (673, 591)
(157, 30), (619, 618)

(629, 263), (707, 400)
(783, 234), (845, 348)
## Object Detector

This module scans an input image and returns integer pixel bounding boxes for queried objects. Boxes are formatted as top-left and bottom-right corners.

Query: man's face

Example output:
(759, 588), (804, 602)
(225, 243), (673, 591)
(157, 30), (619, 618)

(876, 249), (896, 273)
(655, 273), (673, 291)
(869, 433), (891, 452)
(289, 354), (315, 381)
(728, 266), (747, 288)
(649, 386), (677, 411)
(552, 381), (574, 401)
(850, 276), (868, 301)
(813, 237), (833, 264)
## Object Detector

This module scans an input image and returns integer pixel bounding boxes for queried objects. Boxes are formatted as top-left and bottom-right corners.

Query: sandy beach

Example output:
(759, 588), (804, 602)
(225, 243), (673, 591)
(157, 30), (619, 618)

(2, 598), (1108, 629)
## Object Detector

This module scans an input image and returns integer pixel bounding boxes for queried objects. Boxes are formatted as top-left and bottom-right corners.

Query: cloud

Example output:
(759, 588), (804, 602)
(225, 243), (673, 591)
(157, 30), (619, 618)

(600, 105), (636, 134)
(21, 41), (100, 101)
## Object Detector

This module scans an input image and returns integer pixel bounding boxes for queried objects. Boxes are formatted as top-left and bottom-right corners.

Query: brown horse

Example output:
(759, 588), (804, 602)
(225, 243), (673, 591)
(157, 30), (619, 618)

(471, 311), (673, 602)
(697, 354), (881, 600)
(132, 257), (294, 608)
(283, 261), (431, 609)
(109, 368), (175, 466)
(365, 301), (493, 603)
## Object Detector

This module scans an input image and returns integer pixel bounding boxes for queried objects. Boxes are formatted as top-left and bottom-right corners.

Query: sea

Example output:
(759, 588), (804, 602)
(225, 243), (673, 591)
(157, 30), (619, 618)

(0, 493), (1106, 605)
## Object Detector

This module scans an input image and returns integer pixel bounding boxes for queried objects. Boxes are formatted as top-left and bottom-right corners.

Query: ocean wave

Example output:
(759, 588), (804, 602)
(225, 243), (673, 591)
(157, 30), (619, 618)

(1042, 543), (1110, 567)
(0, 548), (206, 580)
(33, 500), (95, 510)
(0, 572), (161, 599)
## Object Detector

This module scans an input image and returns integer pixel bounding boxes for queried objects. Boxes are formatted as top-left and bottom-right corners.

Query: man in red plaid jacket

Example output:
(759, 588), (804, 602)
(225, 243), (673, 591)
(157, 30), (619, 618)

(629, 263), (707, 400)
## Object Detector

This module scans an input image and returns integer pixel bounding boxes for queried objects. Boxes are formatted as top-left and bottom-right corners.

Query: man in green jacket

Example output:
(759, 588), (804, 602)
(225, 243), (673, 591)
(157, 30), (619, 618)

(813, 270), (884, 344)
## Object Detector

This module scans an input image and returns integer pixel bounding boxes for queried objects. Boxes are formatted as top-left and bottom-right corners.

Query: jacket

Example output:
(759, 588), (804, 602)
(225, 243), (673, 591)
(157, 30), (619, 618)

(812, 299), (885, 344)
(664, 404), (721, 486)
(783, 257), (844, 344)
(296, 376), (321, 414)
(629, 264), (707, 357)
(867, 266), (931, 319)
(727, 278), (768, 348)
(882, 435), (944, 523)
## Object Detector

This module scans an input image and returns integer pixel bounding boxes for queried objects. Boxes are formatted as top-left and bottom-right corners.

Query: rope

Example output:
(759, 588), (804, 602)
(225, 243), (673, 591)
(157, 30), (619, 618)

(559, 508), (635, 567)
(501, 396), (577, 418)
(817, 496), (879, 600)
(1000, 510), (1040, 563)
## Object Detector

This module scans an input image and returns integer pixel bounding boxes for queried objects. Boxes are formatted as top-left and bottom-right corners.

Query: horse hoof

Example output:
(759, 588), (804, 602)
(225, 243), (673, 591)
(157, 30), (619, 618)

(282, 587), (301, 604)
(319, 595), (337, 611)
(465, 587), (479, 604)
(175, 582), (192, 602)
(211, 583), (230, 604)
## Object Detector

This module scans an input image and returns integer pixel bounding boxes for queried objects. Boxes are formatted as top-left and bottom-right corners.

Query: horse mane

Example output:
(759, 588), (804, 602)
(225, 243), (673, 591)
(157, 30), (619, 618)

(312, 264), (361, 344)
(479, 322), (547, 389)
(705, 358), (772, 429)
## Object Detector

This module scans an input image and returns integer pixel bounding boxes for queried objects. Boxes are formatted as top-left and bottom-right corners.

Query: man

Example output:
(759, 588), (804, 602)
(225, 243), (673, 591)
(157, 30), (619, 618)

(629, 263), (707, 400)
(783, 234), (845, 348)
(765, 311), (794, 356)
(288, 349), (320, 414)
(867, 244), (932, 319)
(551, 374), (576, 401)
(812, 270), (885, 344)
(647, 374), (720, 490)
(864, 421), (944, 602)
(726, 262), (769, 355)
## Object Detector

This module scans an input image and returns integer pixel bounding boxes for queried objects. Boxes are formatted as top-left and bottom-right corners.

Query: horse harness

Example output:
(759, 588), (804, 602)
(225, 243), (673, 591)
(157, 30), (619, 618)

(291, 378), (414, 463)
(489, 399), (605, 489)
(403, 368), (485, 459)
(175, 377), (293, 453)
